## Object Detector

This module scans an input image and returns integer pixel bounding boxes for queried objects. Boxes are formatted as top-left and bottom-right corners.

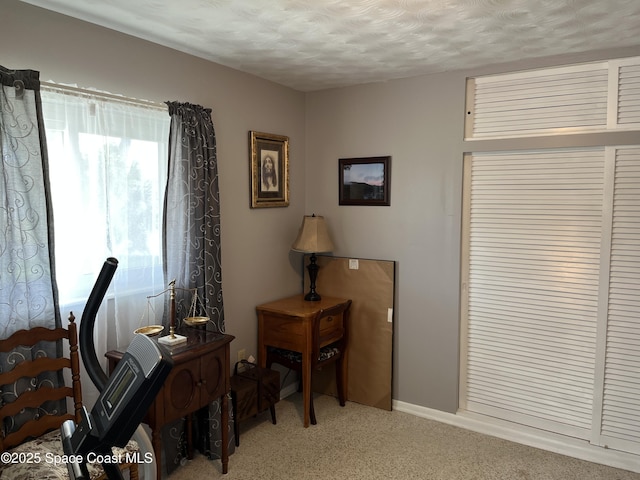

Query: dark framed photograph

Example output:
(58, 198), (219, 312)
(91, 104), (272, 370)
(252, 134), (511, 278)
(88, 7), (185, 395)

(250, 131), (289, 208)
(339, 156), (391, 206)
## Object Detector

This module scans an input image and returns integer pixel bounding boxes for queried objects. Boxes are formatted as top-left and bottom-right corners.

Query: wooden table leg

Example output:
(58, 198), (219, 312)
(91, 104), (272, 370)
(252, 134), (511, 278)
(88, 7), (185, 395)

(186, 413), (193, 459)
(302, 354), (312, 428)
(152, 427), (162, 480)
(221, 393), (229, 474)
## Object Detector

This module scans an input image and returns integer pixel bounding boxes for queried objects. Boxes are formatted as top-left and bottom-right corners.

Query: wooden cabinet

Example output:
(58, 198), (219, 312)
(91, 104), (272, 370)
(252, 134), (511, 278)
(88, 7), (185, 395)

(161, 348), (227, 423)
(107, 329), (234, 477)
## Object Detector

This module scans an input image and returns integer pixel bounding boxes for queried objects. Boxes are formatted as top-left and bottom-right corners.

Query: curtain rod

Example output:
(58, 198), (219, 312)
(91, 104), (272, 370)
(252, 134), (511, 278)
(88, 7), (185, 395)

(41, 81), (167, 111)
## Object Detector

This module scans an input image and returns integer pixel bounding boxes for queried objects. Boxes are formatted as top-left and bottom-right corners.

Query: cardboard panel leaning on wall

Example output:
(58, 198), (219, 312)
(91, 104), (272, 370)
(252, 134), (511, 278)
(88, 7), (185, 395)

(305, 255), (395, 410)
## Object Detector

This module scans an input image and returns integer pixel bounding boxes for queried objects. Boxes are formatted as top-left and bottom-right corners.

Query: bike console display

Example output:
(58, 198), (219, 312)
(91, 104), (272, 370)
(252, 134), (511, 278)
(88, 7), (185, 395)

(94, 333), (173, 446)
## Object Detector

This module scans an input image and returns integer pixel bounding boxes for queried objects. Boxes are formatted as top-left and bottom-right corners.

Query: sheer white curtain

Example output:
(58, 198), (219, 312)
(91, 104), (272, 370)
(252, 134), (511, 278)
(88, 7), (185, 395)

(40, 87), (169, 406)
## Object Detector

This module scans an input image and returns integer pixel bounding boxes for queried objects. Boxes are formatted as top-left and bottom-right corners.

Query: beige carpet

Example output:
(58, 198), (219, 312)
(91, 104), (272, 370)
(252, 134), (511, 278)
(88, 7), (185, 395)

(167, 394), (640, 480)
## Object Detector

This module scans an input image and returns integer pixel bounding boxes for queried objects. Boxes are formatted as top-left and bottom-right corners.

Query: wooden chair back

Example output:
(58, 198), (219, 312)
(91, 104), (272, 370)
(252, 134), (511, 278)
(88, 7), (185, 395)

(0, 313), (82, 452)
(0, 314), (140, 480)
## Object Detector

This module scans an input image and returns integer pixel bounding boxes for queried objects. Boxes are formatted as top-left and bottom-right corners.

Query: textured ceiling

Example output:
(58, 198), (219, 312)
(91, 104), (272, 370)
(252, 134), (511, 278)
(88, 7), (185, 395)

(20, 0), (640, 92)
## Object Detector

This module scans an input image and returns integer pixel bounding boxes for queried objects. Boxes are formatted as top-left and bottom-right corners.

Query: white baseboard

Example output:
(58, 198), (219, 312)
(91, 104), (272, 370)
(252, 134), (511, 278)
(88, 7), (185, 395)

(393, 400), (640, 474)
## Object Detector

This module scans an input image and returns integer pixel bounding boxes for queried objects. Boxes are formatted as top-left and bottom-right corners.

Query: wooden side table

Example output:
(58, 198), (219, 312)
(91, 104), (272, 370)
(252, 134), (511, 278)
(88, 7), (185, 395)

(106, 329), (234, 477)
(230, 363), (279, 446)
(256, 294), (351, 427)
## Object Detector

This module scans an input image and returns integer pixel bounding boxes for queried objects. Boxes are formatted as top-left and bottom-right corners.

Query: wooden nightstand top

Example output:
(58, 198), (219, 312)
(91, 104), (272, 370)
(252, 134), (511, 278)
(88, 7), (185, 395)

(256, 294), (351, 318)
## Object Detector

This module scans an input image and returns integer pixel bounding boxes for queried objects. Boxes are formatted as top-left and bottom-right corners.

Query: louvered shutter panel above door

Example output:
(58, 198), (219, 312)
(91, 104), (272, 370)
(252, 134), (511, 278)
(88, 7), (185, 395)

(463, 148), (605, 439)
(466, 56), (640, 139)
(468, 64), (608, 139)
(614, 60), (640, 127)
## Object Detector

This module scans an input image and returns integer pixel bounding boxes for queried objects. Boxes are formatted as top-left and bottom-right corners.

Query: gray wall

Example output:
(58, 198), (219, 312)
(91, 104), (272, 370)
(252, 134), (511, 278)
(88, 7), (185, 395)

(305, 46), (640, 412)
(305, 76), (465, 411)
(5, 0), (640, 414)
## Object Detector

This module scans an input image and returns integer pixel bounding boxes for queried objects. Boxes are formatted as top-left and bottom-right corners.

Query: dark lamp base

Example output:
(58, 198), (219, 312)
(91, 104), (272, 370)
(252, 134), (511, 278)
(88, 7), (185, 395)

(304, 253), (322, 302)
(304, 291), (321, 302)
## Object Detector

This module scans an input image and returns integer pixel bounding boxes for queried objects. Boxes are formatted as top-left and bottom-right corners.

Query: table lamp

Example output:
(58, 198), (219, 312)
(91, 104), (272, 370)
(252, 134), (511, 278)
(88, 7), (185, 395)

(291, 214), (334, 301)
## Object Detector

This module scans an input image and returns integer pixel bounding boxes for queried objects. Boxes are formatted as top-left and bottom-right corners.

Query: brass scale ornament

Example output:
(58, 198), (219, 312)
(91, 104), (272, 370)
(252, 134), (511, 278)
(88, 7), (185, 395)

(134, 280), (210, 336)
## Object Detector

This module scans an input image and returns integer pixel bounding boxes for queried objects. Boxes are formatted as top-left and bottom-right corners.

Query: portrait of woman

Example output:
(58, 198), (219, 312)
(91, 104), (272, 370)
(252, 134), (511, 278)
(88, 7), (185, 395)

(261, 151), (279, 192)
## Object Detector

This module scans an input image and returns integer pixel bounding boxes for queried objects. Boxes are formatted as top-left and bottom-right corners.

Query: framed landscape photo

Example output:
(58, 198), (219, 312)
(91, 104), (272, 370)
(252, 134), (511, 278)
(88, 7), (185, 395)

(250, 131), (289, 208)
(339, 156), (391, 206)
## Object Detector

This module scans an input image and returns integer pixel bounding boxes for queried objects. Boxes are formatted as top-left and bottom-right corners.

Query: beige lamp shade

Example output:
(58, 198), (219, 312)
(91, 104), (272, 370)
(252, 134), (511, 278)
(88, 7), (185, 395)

(291, 215), (334, 253)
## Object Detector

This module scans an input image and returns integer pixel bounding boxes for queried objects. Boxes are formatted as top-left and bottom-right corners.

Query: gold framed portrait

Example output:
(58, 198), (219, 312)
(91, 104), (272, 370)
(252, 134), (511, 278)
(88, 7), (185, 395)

(250, 131), (289, 208)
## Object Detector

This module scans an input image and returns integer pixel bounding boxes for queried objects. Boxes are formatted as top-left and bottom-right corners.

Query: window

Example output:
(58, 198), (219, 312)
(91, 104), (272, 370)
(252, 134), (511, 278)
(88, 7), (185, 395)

(41, 87), (170, 401)
(42, 88), (169, 305)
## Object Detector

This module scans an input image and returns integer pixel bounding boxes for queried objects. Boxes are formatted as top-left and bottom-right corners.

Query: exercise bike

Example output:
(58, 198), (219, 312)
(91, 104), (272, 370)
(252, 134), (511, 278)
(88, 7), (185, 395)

(60, 258), (172, 480)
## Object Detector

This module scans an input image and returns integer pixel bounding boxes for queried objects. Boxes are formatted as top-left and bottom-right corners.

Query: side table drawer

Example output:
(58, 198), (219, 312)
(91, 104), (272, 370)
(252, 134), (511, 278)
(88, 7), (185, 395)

(318, 313), (345, 346)
(261, 315), (304, 350)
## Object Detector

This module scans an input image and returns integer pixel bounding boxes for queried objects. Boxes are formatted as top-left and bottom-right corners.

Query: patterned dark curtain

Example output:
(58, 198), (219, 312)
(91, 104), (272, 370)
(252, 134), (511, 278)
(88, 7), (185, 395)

(161, 101), (232, 474)
(163, 102), (224, 332)
(0, 66), (63, 433)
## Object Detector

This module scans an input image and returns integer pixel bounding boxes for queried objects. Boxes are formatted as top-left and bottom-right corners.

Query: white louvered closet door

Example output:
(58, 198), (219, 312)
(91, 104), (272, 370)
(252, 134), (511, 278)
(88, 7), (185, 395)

(462, 148), (606, 440)
(463, 56), (640, 457)
(598, 146), (640, 452)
